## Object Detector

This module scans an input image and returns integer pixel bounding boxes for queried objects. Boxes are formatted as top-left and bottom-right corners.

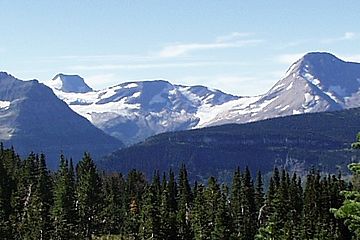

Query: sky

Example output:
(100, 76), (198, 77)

(0, 0), (360, 96)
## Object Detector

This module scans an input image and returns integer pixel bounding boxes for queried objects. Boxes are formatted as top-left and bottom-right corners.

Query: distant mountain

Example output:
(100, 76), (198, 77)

(49, 73), (93, 93)
(0, 72), (123, 168)
(209, 52), (360, 125)
(46, 52), (360, 145)
(100, 107), (360, 181)
(46, 78), (243, 145)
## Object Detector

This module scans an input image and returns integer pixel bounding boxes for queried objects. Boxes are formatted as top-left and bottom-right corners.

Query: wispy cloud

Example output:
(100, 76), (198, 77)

(337, 54), (360, 63)
(275, 53), (305, 65)
(70, 61), (247, 71)
(158, 32), (263, 58)
(82, 73), (118, 89)
(321, 32), (357, 43)
(177, 74), (272, 96)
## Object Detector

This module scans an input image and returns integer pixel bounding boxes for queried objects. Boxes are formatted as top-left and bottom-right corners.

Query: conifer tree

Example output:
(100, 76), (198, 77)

(254, 170), (265, 232)
(240, 167), (257, 240)
(230, 167), (242, 238)
(101, 173), (125, 236)
(0, 151), (11, 238)
(23, 154), (53, 240)
(52, 155), (77, 239)
(177, 164), (193, 240)
(139, 184), (161, 239)
(212, 186), (233, 240)
(76, 153), (103, 239)
(191, 184), (209, 240)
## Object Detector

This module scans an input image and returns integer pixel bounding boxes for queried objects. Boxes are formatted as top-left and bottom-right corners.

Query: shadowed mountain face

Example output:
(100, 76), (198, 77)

(100, 107), (360, 181)
(0, 72), (123, 169)
(46, 52), (360, 145)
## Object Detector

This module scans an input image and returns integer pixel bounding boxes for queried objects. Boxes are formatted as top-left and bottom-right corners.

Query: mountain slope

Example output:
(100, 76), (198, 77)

(46, 52), (360, 145)
(100, 107), (360, 180)
(46, 78), (244, 145)
(0, 72), (123, 168)
(209, 52), (360, 125)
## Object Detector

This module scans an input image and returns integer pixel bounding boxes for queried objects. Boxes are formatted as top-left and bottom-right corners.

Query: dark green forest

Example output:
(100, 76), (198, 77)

(0, 143), (359, 239)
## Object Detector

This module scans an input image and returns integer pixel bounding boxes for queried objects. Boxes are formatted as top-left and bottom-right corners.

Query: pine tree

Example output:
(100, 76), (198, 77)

(192, 184), (211, 240)
(230, 167), (243, 239)
(212, 186), (233, 240)
(101, 173), (125, 236)
(20, 154), (53, 240)
(255, 171), (265, 226)
(76, 153), (103, 239)
(139, 184), (161, 239)
(123, 170), (146, 239)
(52, 155), (78, 239)
(240, 167), (257, 240)
(177, 164), (193, 240)
(0, 150), (12, 238)
(159, 186), (177, 240)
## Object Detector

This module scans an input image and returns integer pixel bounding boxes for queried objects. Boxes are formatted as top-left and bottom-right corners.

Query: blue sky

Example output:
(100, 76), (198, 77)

(0, 0), (359, 95)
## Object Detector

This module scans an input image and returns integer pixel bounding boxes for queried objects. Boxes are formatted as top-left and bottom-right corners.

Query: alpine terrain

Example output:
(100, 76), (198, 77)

(46, 52), (360, 145)
(0, 72), (123, 168)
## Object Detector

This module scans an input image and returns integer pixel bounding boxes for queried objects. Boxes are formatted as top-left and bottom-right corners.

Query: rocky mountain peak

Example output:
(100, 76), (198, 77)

(50, 73), (93, 93)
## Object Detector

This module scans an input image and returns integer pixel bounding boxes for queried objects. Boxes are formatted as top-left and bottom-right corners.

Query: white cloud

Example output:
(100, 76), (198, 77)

(215, 32), (253, 43)
(275, 53), (305, 65)
(69, 61), (247, 71)
(322, 32), (357, 43)
(337, 54), (360, 63)
(176, 74), (271, 96)
(158, 33), (263, 58)
(82, 73), (118, 90)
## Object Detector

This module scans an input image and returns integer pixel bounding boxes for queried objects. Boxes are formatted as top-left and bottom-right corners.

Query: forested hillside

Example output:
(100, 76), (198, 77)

(101, 107), (360, 181)
(0, 144), (355, 239)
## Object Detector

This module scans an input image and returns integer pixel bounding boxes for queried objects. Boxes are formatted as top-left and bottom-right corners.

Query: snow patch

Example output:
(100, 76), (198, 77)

(286, 82), (293, 90)
(0, 100), (10, 110)
(304, 93), (313, 103)
(280, 105), (290, 111)
(123, 83), (138, 88)
(293, 110), (302, 115)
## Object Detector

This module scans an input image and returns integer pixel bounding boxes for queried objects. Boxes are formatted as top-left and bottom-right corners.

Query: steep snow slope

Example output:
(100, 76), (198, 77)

(46, 52), (360, 145)
(0, 72), (123, 168)
(208, 52), (360, 125)
(46, 78), (243, 145)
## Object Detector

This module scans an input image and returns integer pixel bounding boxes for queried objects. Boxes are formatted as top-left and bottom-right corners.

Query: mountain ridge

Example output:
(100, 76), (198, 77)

(100, 106), (360, 180)
(0, 72), (123, 168)
(45, 52), (360, 145)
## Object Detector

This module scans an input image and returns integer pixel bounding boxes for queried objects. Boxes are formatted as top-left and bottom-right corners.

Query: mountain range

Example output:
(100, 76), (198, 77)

(45, 52), (360, 145)
(100, 107), (360, 181)
(0, 72), (123, 169)
(1, 51), (360, 171)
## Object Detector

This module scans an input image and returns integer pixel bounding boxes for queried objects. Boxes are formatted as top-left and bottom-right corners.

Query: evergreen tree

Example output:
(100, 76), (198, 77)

(160, 186), (178, 240)
(101, 173), (125, 236)
(191, 184), (210, 240)
(0, 150), (12, 238)
(212, 186), (233, 240)
(139, 184), (161, 239)
(230, 167), (242, 239)
(332, 163), (360, 239)
(76, 153), (103, 239)
(177, 164), (193, 240)
(52, 155), (77, 239)
(240, 167), (257, 240)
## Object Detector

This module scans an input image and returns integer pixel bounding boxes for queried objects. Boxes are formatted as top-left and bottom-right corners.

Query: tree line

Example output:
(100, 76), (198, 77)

(0, 144), (355, 239)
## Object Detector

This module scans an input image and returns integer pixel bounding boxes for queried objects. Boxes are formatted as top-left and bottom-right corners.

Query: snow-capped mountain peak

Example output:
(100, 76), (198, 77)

(46, 52), (360, 145)
(46, 77), (241, 145)
(49, 73), (93, 93)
